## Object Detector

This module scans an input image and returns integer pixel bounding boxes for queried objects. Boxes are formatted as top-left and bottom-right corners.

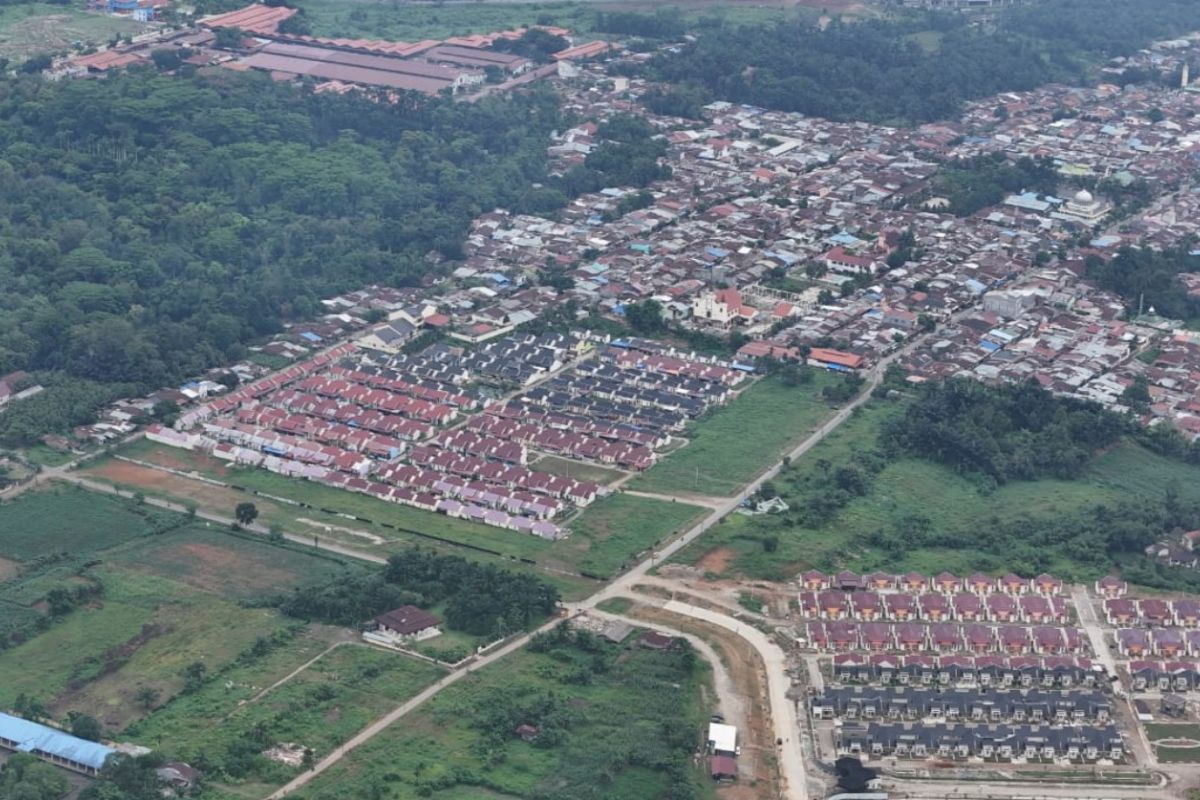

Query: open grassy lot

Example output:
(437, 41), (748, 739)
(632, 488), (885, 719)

(675, 396), (1200, 581)
(563, 493), (708, 578)
(532, 454), (627, 486)
(630, 373), (838, 497)
(0, 565), (293, 729)
(300, 0), (815, 42)
(103, 524), (361, 602)
(0, 4), (144, 62)
(1146, 724), (1200, 763)
(0, 484), (165, 560)
(288, 628), (717, 800)
(133, 643), (445, 798)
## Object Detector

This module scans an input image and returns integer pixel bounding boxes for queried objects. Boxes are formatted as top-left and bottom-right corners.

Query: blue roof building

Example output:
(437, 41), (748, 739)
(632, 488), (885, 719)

(0, 713), (115, 775)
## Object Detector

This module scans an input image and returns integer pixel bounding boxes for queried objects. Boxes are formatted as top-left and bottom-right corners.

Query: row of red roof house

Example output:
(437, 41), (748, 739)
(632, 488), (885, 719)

(467, 411), (657, 471)
(233, 406), (415, 456)
(177, 344), (358, 428)
(327, 365), (478, 409)
(431, 429), (528, 466)
(806, 622), (1086, 655)
(202, 420), (376, 475)
(799, 570), (1065, 596)
(1115, 628), (1200, 659)
(1128, 660), (1200, 692)
(320, 471), (562, 539)
(294, 375), (457, 425)
(484, 402), (666, 449)
(799, 591), (1070, 624)
(371, 462), (561, 518)
(831, 653), (1099, 689)
(1103, 597), (1200, 627)
(405, 446), (600, 506)
(266, 390), (434, 441)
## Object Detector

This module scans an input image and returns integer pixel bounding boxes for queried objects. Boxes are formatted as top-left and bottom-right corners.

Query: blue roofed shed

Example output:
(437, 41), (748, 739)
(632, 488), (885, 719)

(0, 713), (115, 775)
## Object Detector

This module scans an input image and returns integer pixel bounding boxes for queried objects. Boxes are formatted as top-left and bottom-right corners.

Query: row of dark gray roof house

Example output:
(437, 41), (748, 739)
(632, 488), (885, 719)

(812, 686), (1111, 724)
(836, 722), (1125, 762)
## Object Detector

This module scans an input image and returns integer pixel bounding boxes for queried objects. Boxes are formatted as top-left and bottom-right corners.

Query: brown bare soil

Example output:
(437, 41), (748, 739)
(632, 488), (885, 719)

(697, 546), (735, 574)
(83, 461), (281, 518)
(0, 556), (20, 581)
(629, 606), (780, 800)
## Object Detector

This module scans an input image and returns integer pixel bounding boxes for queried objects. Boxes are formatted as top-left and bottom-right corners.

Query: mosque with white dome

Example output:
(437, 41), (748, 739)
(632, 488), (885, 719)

(1051, 188), (1111, 226)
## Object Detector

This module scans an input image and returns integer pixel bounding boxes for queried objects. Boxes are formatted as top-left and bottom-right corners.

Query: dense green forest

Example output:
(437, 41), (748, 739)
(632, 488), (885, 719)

(646, 0), (1200, 124)
(881, 378), (1129, 484)
(1085, 246), (1200, 322)
(282, 548), (561, 638)
(0, 70), (565, 443)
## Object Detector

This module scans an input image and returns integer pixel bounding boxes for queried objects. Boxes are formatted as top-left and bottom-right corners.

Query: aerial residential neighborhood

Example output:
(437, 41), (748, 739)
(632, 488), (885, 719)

(7, 1), (1200, 800)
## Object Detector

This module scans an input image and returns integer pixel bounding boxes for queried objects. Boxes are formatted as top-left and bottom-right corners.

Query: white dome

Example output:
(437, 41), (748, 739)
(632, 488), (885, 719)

(1074, 189), (1094, 204)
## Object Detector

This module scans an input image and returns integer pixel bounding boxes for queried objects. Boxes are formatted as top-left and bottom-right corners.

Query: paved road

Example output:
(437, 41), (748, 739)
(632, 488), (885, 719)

(884, 776), (1161, 800)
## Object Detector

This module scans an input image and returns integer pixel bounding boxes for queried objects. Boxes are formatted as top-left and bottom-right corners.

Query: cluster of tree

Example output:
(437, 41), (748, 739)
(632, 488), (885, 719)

(593, 10), (685, 40)
(624, 297), (666, 334)
(645, 0), (1200, 125)
(781, 448), (889, 529)
(640, 85), (711, 120)
(1085, 246), (1200, 322)
(557, 112), (671, 197)
(881, 378), (1128, 484)
(821, 373), (865, 404)
(0, 70), (567, 442)
(602, 188), (654, 221)
(283, 549), (559, 638)
(0, 753), (69, 800)
(82, 753), (168, 800)
(383, 549), (560, 636)
(929, 153), (1059, 217)
(492, 28), (569, 61)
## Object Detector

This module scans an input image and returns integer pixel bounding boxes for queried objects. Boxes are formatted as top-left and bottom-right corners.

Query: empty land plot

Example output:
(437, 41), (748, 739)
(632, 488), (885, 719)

(133, 643), (445, 798)
(102, 525), (365, 601)
(0, 5), (144, 62)
(629, 374), (837, 497)
(675, 397), (1200, 581)
(561, 492), (707, 578)
(287, 634), (716, 800)
(531, 454), (627, 486)
(0, 565), (291, 729)
(0, 485), (162, 560)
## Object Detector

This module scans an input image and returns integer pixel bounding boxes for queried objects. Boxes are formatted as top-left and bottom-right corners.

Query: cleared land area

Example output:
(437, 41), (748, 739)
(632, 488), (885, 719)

(630, 374), (838, 497)
(285, 628), (718, 800)
(675, 396), (1200, 581)
(0, 4), (144, 62)
(531, 454), (627, 486)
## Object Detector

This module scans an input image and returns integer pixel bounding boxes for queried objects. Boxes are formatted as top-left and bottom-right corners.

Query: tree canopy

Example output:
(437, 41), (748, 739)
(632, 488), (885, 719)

(0, 69), (564, 442)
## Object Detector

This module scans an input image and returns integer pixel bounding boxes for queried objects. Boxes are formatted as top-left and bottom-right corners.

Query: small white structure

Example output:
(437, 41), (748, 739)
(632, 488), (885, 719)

(708, 722), (739, 756)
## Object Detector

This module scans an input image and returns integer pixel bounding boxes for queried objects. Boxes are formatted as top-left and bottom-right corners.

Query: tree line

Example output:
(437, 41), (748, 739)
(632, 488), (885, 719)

(642, 0), (1200, 125)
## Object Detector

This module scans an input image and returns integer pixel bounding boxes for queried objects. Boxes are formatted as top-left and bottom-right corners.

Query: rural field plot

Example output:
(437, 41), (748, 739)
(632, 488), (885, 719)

(132, 643), (445, 798)
(0, 484), (164, 560)
(629, 373), (838, 497)
(288, 627), (718, 800)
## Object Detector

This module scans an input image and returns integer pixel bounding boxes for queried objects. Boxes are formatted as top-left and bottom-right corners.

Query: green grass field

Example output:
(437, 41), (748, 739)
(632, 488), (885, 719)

(675, 396), (1200, 581)
(287, 631), (717, 800)
(563, 493), (708, 577)
(630, 374), (839, 496)
(0, 485), (163, 560)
